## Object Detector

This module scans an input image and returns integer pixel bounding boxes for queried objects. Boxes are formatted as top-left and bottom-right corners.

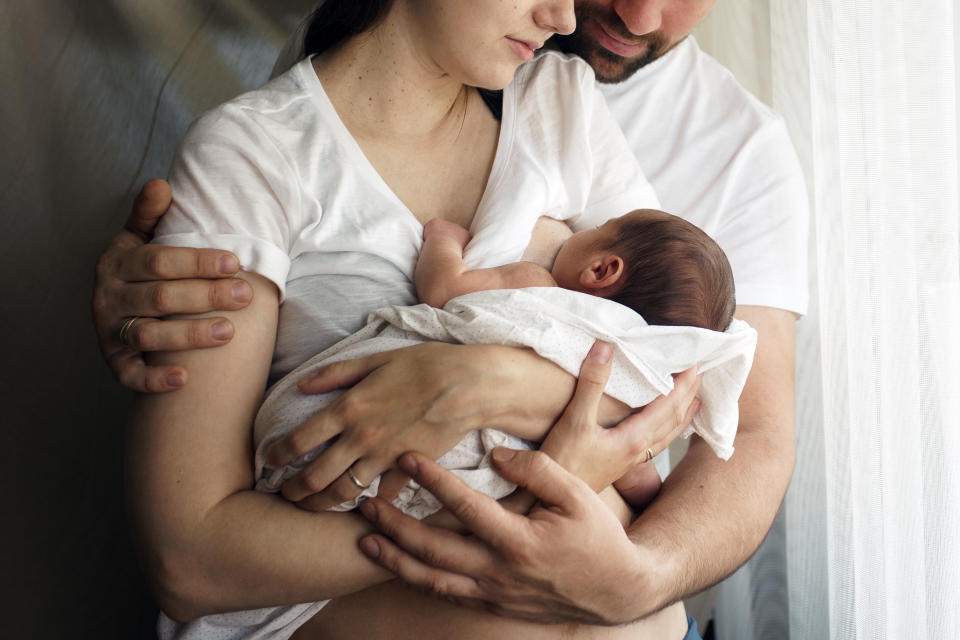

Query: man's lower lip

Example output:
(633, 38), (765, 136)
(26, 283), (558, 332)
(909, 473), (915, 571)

(589, 19), (645, 58)
(506, 37), (535, 61)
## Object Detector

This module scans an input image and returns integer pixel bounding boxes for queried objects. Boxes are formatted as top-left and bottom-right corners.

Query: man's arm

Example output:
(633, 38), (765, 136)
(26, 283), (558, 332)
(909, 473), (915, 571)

(622, 304), (796, 613)
(353, 304), (795, 624)
(92, 179), (252, 392)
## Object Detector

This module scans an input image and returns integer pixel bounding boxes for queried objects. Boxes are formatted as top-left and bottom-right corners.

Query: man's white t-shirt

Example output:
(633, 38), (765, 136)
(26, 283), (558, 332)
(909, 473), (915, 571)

(600, 36), (808, 315)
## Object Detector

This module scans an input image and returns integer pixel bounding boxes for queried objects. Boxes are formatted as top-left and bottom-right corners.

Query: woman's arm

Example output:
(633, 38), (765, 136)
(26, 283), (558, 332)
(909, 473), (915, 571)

(126, 272), (394, 622)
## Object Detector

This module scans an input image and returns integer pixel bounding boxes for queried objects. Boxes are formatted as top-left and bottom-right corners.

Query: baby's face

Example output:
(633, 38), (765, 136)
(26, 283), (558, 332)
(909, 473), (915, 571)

(550, 216), (623, 290)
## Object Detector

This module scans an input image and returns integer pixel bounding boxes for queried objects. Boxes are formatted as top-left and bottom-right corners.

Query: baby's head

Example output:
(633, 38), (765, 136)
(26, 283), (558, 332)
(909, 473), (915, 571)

(551, 210), (735, 332)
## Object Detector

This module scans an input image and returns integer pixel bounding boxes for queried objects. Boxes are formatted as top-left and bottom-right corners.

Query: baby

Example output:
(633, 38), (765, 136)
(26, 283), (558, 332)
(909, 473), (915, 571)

(416, 209), (735, 332)
(254, 208), (749, 516)
(414, 208), (736, 507)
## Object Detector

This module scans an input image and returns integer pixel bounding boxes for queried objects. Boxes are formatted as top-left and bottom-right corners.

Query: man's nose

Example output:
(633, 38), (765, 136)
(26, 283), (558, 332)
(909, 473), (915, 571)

(612, 0), (664, 35)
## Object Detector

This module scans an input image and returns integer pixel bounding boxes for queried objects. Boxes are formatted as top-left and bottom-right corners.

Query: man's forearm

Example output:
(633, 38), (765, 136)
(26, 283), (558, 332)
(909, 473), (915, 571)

(624, 305), (797, 619)
(626, 428), (794, 616)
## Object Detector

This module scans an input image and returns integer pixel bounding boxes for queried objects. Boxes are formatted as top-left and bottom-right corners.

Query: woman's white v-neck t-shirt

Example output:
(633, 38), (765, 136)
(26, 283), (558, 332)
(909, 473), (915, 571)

(156, 51), (657, 382)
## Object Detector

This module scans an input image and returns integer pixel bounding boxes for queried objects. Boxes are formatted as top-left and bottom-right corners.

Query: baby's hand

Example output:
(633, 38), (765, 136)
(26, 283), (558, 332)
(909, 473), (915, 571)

(423, 218), (472, 248)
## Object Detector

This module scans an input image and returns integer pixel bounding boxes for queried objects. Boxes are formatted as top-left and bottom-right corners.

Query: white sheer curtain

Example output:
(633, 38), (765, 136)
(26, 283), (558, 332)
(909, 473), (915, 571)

(699, 1), (960, 638)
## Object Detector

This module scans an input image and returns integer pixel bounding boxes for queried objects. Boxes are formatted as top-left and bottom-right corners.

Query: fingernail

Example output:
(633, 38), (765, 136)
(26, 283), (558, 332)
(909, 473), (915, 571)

(589, 341), (612, 364)
(218, 255), (239, 274)
(360, 537), (381, 558)
(359, 500), (378, 522)
(398, 454), (419, 476)
(166, 372), (185, 387)
(232, 282), (252, 302)
(492, 447), (517, 463)
(211, 320), (232, 341)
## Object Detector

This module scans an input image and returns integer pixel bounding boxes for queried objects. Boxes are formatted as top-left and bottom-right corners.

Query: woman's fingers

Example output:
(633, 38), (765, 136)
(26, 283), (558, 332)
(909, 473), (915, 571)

(297, 352), (391, 394)
(560, 341), (613, 428)
(612, 365), (702, 459)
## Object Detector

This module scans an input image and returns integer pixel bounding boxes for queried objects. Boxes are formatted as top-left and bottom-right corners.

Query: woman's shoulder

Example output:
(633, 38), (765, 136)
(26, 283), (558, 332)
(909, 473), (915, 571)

(183, 58), (323, 151)
(512, 49), (597, 95)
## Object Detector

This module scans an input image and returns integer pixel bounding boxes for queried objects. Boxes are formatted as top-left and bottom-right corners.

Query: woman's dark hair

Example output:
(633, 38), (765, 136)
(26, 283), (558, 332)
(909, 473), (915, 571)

(302, 1), (396, 57)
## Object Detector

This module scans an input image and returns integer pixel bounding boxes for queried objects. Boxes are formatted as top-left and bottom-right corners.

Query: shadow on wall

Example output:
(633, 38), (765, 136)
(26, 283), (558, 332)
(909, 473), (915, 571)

(0, 1), (314, 637)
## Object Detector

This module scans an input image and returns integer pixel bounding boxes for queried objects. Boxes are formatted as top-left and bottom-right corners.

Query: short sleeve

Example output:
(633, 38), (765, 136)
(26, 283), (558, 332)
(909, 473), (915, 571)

(155, 105), (302, 298)
(573, 82), (660, 230)
(712, 117), (809, 315)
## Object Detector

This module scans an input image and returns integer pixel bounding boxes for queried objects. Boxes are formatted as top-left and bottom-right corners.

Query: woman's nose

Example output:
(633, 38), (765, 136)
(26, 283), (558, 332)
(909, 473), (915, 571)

(536, 0), (577, 35)
(613, 0), (664, 35)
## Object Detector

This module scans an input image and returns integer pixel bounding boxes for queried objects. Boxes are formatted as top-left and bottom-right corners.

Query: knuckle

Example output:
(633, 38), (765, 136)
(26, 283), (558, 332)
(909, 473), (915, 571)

(451, 498), (481, 524)
(426, 574), (452, 596)
(90, 291), (109, 318)
(285, 429), (318, 459)
(327, 482), (355, 504)
(147, 249), (173, 279)
(150, 283), (174, 314)
(132, 322), (158, 351)
(337, 395), (367, 425)
(187, 321), (208, 348)
(94, 253), (115, 280)
(298, 471), (326, 494)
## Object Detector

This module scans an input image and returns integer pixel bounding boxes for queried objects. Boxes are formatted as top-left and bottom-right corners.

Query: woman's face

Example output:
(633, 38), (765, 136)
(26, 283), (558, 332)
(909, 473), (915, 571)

(404, 0), (576, 89)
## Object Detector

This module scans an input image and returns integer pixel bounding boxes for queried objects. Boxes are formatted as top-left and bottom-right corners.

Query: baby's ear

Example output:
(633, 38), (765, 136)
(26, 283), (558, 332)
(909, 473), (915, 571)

(579, 255), (624, 291)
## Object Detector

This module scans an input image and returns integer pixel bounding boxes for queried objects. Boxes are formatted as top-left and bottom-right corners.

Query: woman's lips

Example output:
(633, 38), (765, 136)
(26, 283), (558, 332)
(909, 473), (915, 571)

(589, 19), (646, 58)
(506, 37), (537, 61)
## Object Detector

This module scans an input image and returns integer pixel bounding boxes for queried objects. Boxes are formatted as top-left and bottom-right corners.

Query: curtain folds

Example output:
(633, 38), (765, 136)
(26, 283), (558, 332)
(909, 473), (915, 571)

(703, 1), (960, 638)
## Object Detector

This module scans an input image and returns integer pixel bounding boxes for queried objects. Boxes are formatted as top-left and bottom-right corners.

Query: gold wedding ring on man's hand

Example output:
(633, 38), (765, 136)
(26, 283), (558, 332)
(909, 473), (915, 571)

(118, 316), (142, 347)
(644, 447), (655, 464)
(347, 465), (371, 490)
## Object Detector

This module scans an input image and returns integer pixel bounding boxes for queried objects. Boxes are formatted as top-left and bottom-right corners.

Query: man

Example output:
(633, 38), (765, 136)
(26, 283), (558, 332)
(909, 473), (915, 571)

(93, 0), (806, 631)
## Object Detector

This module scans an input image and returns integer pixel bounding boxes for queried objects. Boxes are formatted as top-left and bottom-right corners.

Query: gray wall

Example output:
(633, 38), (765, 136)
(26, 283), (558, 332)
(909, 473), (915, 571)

(1, 2), (312, 636)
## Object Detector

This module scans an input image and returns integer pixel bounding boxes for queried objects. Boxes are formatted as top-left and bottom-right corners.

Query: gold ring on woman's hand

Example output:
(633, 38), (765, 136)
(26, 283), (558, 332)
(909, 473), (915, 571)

(118, 316), (142, 347)
(644, 447), (655, 464)
(347, 465), (370, 490)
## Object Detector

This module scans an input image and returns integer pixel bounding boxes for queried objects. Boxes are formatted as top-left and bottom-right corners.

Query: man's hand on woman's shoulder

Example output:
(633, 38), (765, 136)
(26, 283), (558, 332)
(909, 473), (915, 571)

(92, 179), (254, 392)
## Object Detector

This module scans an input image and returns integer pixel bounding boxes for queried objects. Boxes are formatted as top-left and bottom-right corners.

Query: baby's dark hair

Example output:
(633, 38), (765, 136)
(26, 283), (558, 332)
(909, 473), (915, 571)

(606, 210), (735, 332)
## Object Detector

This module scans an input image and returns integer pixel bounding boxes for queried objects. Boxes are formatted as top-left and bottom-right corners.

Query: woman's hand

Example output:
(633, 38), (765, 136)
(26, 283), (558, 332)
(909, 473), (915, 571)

(265, 342), (541, 512)
(540, 342), (702, 493)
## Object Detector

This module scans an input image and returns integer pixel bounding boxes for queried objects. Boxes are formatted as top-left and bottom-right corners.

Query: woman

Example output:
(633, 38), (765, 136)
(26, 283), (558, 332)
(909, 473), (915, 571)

(128, 1), (695, 637)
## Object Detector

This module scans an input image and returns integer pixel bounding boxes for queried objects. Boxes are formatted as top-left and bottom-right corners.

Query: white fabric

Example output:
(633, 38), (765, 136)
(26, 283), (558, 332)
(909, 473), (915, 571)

(153, 49), (661, 640)
(688, 2), (960, 640)
(255, 288), (759, 507)
(600, 37), (809, 318)
(155, 51), (659, 384)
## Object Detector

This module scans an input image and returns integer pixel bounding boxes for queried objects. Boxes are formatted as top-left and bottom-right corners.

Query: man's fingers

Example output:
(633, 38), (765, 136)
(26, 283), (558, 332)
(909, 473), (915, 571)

(118, 316), (235, 352)
(110, 350), (186, 392)
(562, 341), (613, 426)
(116, 243), (242, 282)
(488, 448), (590, 513)
(358, 531), (485, 600)
(360, 497), (497, 577)
(126, 179), (173, 239)
(117, 278), (251, 317)
(396, 453), (525, 545)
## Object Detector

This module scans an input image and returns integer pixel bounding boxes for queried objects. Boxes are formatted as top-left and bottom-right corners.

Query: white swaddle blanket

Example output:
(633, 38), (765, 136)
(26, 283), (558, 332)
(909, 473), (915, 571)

(254, 287), (758, 518)
(160, 288), (757, 640)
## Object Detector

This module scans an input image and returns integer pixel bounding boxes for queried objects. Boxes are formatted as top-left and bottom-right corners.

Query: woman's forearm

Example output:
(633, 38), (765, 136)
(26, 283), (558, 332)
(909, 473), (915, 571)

(127, 273), (393, 621)
(467, 344), (630, 441)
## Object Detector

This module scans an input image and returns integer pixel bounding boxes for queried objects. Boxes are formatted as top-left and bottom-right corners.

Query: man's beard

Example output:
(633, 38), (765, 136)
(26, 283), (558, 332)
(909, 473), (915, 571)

(554, 5), (672, 83)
